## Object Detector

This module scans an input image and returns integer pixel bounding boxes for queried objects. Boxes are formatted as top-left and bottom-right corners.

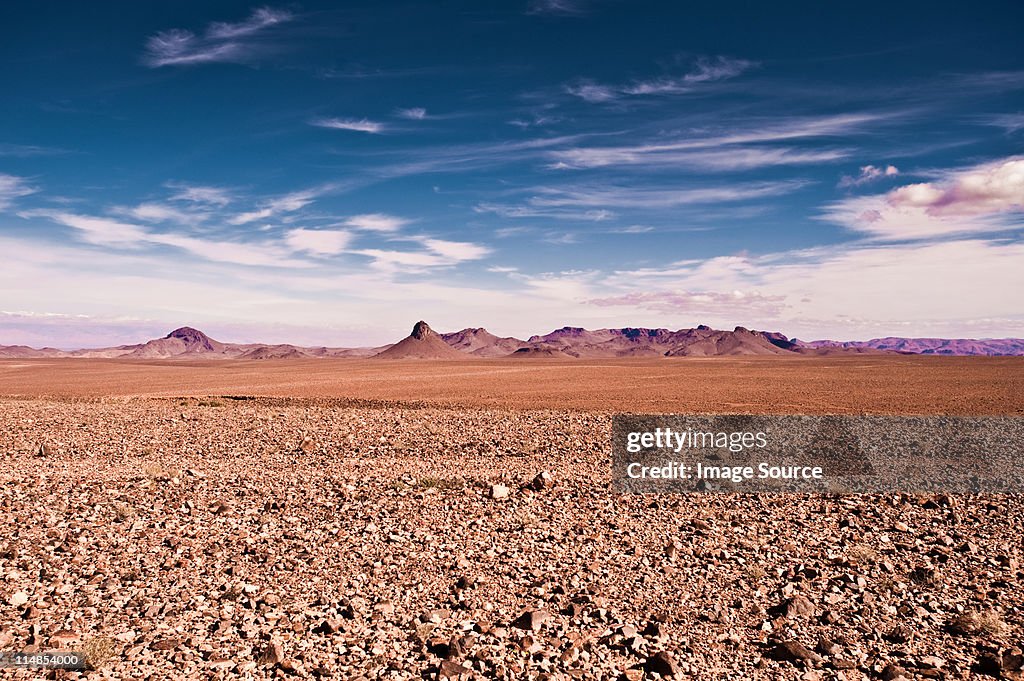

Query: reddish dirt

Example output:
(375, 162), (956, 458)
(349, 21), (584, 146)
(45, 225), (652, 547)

(0, 356), (1021, 414)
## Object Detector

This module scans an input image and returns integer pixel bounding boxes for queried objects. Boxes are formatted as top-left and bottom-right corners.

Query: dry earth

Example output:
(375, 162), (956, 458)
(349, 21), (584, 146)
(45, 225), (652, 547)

(1, 358), (1023, 680)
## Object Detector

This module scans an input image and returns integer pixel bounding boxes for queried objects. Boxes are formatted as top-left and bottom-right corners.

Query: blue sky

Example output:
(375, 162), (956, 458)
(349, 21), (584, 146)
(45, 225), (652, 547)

(1, 1), (1023, 347)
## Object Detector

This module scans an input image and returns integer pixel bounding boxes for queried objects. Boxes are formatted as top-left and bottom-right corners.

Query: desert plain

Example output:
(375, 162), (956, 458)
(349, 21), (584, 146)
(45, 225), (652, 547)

(1, 356), (1023, 680)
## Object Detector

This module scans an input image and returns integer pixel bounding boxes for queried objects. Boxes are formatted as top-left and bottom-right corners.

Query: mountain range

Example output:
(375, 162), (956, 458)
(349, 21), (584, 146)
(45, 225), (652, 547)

(1, 322), (1022, 360)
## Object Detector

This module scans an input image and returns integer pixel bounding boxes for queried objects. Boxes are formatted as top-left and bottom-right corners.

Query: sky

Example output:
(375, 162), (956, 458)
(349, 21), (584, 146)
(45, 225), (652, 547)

(1, 0), (1023, 347)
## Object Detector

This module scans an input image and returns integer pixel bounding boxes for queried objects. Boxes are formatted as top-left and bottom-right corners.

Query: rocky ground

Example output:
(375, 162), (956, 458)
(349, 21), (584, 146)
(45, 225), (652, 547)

(1, 397), (1022, 680)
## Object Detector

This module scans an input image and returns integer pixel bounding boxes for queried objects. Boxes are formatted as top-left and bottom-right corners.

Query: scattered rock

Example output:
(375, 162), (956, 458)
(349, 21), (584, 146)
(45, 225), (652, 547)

(645, 651), (682, 677)
(511, 609), (549, 632)
(770, 640), (822, 664)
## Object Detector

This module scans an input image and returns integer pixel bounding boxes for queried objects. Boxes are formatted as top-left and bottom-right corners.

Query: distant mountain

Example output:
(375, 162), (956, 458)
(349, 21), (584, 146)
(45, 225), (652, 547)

(2, 323), (1022, 360)
(515, 324), (791, 358)
(373, 321), (466, 359)
(440, 327), (527, 357)
(0, 326), (387, 360)
(799, 337), (1024, 356)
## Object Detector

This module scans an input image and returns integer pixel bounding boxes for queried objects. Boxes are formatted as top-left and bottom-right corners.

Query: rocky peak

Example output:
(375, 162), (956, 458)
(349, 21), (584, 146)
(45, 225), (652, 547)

(410, 321), (433, 340)
(165, 326), (215, 350)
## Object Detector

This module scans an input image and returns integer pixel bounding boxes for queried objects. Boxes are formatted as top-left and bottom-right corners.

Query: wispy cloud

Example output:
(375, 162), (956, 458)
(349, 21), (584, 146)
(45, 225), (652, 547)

(228, 188), (322, 225)
(112, 202), (204, 224)
(25, 211), (147, 246)
(565, 81), (618, 103)
(0, 143), (69, 157)
(589, 290), (786, 315)
(482, 181), (808, 218)
(343, 213), (410, 232)
(527, 0), (587, 16)
(165, 182), (233, 206)
(311, 117), (385, 134)
(395, 107), (427, 120)
(980, 113), (1024, 134)
(420, 238), (491, 261)
(25, 209), (308, 267)
(548, 113), (882, 169)
(566, 56), (757, 102)
(352, 236), (491, 271)
(838, 164), (900, 188)
(0, 174), (37, 210)
(285, 228), (352, 256)
(474, 202), (615, 222)
(623, 57), (758, 95)
(143, 6), (293, 68)
(598, 238), (1024, 338)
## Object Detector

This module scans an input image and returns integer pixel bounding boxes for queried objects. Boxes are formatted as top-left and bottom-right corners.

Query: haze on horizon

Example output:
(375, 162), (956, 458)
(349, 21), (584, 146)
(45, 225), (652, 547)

(1, 0), (1023, 348)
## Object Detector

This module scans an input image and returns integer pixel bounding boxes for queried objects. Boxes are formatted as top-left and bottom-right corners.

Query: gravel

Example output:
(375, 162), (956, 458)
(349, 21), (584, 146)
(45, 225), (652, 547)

(0, 396), (1021, 680)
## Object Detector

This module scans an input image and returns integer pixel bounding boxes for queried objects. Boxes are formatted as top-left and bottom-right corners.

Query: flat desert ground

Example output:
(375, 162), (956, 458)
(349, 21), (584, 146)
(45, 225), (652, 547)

(1, 357), (1023, 680)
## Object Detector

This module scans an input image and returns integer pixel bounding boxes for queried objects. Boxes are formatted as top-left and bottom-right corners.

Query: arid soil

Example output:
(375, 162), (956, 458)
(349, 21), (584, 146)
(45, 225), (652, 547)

(2, 356), (1023, 414)
(1, 359), (1022, 680)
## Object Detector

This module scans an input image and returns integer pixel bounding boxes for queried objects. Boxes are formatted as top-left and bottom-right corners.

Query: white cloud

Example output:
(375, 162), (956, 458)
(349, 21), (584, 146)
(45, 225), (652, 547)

(567, 56), (757, 102)
(396, 107), (427, 120)
(527, 0), (587, 16)
(526, 181), (808, 209)
(207, 6), (292, 39)
(114, 202), (199, 224)
(589, 290), (785, 315)
(0, 174), (37, 210)
(354, 249), (448, 269)
(354, 237), (491, 271)
(549, 113), (881, 169)
(143, 7), (293, 67)
(343, 213), (410, 232)
(565, 82), (618, 103)
(981, 113), (1024, 134)
(311, 117), (385, 134)
(285, 228), (352, 256)
(31, 211), (148, 246)
(838, 164), (899, 188)
(420, 238), (491, 261)
(474, 202), (616, 221)
(825, 157), (1024, 240)
(887, 158), (1023, 216)
(25, 210), (305, 267)
(166, 183), (232, 206)
(623, 56), (757, 95)
(599, 238), (1024, 338)
(228, 188), (321, 225)
(229, 208), (273, 225)
(149, 233), (305, 268)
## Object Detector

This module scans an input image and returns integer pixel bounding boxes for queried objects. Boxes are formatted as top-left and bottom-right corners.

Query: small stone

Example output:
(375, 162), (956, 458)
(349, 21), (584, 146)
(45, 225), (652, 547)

(489, 484), (510, 500)
(151, 637), (180, 651)
(880, 663), (909, 680)
(209, 500), (232, 515)
(770, 640), (822, 664)
(255, 640), (283, 666)
(438, 659), (473, 680)
(49, 630), (80, 647)
(529, 471), (553, 491)
(645, 651), (681, 677)
(9, 591), (29, 607)
(782, 595), (816, 619)
(511, 609), (549, 632)
(298, 436), (315, 453)
(816, 637), (840, 656)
